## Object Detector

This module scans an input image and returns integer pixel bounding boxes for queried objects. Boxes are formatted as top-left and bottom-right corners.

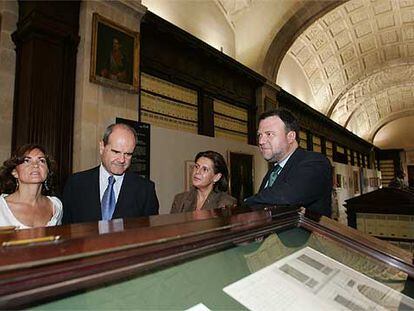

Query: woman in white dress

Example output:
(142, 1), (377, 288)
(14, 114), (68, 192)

(0, 144), (62, 229)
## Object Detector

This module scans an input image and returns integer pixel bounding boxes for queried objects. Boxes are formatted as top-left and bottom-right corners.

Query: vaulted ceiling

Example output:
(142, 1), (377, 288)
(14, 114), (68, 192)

(143, 0), (414, 149)
(217, 0), (414, 147)
(215, 0), (253, 28)
(281, 0), (414, 144)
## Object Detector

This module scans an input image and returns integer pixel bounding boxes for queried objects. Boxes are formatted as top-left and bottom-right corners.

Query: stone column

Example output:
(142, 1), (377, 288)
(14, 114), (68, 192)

(0, 1), (18, 162)
(11, 1), (80, 190)
(73, 0), (146, 172)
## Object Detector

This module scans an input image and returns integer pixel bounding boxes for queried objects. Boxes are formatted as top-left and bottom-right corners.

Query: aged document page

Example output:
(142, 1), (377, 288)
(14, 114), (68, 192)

(224, 247), (414, 310)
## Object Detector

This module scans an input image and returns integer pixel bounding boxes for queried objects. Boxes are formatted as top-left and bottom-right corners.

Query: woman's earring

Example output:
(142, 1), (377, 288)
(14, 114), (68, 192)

(15, 179), (19, 191)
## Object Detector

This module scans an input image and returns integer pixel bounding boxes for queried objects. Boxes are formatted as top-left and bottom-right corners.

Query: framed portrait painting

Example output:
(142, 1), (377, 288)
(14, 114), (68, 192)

(90, 13), (139, 92)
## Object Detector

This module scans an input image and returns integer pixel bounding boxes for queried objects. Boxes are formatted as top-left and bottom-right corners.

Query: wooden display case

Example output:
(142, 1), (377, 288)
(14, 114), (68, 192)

(0, 206), (413, 309)
(345, 187), (414, 254)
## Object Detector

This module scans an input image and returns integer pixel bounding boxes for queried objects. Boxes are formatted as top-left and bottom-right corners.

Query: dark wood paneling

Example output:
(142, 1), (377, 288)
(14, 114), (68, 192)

(140, 12), (265, 145)
(140, 12), (265, 109)
(306, 131), (313, 151)
(247, 105), (257, 145)
(333, 144), (347, 164)
(321, 137), (326, 155)
(350, 150), (355, 166)
(12, 1), (80, 192)
(345, 188), (414, 228)
(376, 149), (402, 167)
(198, 92), (214, 137)
(376, 149), (403, 179)
(408, 165), (414, 188)
(1, 207), (414, 307)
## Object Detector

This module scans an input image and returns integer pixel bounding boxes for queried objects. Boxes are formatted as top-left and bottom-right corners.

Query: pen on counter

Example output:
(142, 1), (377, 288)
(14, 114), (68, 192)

(2, 235), (61, 247)
(0, 226), (16, 234)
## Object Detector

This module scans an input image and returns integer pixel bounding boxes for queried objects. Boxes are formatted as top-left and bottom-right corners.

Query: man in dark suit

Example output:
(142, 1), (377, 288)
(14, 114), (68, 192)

(244, 109), (332, 217)
(62, 123), (159, 224)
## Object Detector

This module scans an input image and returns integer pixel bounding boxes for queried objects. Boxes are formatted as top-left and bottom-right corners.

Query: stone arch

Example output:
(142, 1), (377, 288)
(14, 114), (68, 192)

(369, 110), (414, 142)
(262, 0), (344, 81)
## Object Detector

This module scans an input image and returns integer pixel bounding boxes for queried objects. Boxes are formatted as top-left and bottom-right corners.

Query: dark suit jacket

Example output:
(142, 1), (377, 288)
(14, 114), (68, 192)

(62, 166), (159, 224)
(244, 148), (332, 217)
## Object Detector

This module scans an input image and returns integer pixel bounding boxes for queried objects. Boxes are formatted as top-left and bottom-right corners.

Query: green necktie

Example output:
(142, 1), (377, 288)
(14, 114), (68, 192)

(267, 164), (282, 188)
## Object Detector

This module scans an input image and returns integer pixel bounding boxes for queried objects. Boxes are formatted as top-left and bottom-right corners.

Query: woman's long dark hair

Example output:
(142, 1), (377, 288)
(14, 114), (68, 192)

(195, 150), (229, 192)
(0, 144), (57, 195)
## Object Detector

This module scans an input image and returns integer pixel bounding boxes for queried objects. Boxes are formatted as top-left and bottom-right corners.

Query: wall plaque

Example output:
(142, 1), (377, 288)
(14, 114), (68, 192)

(116, 118), (150, 179)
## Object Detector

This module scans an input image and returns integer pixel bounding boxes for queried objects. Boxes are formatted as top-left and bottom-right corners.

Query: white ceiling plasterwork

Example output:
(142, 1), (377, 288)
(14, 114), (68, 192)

(282, 0), (414, 143)
(331, 63), (414, 134)
(215, 0), (253, 28)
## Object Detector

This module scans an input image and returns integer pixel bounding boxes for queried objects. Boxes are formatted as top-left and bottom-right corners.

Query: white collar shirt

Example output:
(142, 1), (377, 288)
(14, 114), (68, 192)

(99, 164), (124, 203)
(276, 150), (294, 169)
(264, 149), (295, 188)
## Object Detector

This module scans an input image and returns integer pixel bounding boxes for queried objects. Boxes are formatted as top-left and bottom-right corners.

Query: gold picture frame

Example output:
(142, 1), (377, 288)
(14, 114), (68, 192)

(90, 13), (139, 92)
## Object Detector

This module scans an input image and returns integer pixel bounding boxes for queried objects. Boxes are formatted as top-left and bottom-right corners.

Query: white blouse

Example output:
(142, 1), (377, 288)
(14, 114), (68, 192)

(0, 194), (63, 229)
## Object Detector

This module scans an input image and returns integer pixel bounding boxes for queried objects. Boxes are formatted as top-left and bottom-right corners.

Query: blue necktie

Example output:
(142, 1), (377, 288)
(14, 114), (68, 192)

(101, 176), (116, 220)
(267, 164), (282, 188)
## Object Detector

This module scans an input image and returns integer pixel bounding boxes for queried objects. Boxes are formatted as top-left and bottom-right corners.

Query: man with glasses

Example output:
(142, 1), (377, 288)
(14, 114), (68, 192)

(62, 123), (159, 224)
(244, 109), (332, 217)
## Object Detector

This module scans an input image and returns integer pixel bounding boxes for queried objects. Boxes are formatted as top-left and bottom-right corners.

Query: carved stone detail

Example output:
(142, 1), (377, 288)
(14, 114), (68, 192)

(282, 0), (414, 142)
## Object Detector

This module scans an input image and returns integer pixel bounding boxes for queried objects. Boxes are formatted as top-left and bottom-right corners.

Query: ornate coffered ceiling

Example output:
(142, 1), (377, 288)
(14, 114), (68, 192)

(284, 0), (414, 142)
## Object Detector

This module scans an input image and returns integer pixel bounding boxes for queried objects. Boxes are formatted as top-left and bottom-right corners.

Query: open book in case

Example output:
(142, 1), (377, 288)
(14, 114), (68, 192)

(0, 205), (413, 309)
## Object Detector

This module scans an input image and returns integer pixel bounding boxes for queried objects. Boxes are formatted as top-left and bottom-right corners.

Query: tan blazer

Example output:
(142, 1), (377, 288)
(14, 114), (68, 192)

(170, 187), (237, 213)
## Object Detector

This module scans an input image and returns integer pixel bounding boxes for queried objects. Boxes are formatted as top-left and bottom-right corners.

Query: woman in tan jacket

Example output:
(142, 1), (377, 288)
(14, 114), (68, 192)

(171, 151), (236, 213)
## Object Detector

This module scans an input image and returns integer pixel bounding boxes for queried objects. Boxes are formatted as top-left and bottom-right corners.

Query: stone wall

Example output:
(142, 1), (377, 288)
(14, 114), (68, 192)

(0, 0), (17, 163)
(73, 0), (146, 172)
